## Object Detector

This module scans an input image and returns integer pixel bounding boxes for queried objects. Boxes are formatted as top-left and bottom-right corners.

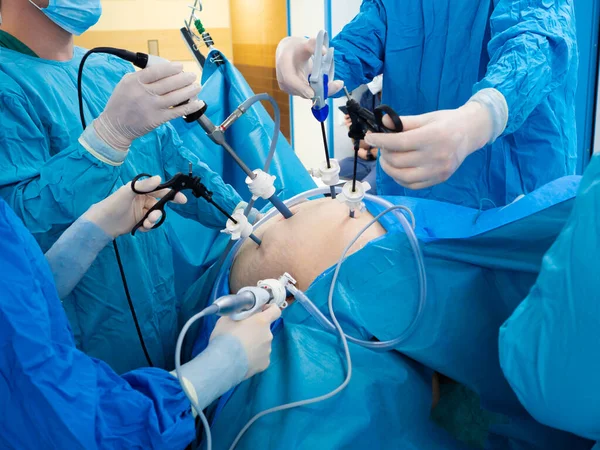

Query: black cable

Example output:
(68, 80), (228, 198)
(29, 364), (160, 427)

(113, 240), (154, 367)
(78, 50), (153, 367)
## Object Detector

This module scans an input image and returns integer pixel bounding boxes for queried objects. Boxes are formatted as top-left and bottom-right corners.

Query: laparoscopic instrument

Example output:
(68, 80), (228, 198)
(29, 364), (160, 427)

(130, 163), (262, 246)
(341, 86), (405, 218)
(308, 30), (339, 200)
(176, 186), (426, 450)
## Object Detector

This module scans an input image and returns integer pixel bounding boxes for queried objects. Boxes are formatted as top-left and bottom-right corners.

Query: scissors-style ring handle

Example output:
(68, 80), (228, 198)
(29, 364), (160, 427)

(131, 173), (156, 195)
(130, 190), (176, 236)
(374, 105), (403, 133)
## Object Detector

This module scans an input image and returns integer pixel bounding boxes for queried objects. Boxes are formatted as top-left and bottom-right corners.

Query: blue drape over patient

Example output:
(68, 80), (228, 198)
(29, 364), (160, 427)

(500, 154), (600, 447)
(190, 176), (592, 449)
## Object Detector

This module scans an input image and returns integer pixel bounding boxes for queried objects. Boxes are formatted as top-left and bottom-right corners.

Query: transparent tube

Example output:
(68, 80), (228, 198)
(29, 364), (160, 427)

(234, 93), (281, 217)
(289, 286), (336, 332)
(211, 186), (426, 348)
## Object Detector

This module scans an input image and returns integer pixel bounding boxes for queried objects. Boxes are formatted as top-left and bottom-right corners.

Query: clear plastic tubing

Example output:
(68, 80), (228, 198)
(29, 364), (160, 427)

(212, 186), (427, 349)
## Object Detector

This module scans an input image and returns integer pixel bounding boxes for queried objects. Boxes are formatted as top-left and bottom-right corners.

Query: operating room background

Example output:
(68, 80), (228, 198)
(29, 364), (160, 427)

(74, 0), (599, 168)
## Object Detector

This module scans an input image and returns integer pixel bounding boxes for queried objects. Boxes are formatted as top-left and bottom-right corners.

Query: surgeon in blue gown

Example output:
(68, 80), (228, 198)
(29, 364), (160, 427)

(276, 0), (578, 209)
(499, 153), (600, 449)
(0, 0), (251, 374)
(0, 180), (281, 449)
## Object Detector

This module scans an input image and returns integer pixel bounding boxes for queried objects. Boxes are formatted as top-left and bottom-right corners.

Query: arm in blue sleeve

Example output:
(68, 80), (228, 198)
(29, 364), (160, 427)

(474, 0), (577, 134)
(331, 0), (387, 93)
(177, 334), (248, 411)
(0, 200), (196, 450)
(160, 124), (243, 229)
(44, 217), (112, 299)
(0, 90), (123, 235)
(499, 157), (600, 441)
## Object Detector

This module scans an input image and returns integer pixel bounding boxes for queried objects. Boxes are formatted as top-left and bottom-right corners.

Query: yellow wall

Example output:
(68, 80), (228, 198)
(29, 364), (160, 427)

(230, 0), (287, 67)
(74, 0), (233, 75)
(230, 0), (289, 138)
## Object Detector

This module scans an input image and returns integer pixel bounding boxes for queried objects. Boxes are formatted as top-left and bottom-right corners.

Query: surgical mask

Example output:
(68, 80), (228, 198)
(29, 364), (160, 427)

(367, 74), (383, 95)
(28, 0), (102, 36)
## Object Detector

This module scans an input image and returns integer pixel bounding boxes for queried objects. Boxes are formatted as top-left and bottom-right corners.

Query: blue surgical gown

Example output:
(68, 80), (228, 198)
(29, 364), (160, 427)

(499, 153), (600, 446)
(0, 198), (195, 450)
(332, 0), (578, 209)
(0, 46), (242, 374)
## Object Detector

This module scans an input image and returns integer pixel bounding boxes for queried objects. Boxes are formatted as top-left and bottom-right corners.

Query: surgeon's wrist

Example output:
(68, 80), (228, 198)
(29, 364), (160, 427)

(93, 114), (133, 153)
(467, 88), (509, 144)
(457, 101), (497, 155)
(82, 203), (118, 239)
(79, 121), (130, 166)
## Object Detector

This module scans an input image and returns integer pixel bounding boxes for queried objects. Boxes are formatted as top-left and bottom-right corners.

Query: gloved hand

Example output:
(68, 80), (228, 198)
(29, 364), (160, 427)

(210, 305), (282, 379)
(276, 36), (344, 99)
(83, 176), (188, 238)
(93, 62), (203, 151)
(365, 88), (508, 190)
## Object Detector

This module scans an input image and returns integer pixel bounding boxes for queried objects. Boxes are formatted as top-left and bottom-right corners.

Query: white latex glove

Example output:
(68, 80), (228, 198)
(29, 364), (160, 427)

(210, 305), (282, 379)
(93, 62), (203, 151)
(276, 36), (344, 99)
(83, 176), (188, 238)
(365, 88), (508, 190)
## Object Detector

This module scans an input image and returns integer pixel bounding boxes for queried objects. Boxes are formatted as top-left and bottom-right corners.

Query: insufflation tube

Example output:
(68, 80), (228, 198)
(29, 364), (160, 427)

(212, 186), (427, 350)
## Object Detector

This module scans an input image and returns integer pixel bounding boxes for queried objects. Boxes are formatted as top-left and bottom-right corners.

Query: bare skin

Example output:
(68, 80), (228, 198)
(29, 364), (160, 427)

(230, 198), (386, 293)
(0, 0), (74, 61)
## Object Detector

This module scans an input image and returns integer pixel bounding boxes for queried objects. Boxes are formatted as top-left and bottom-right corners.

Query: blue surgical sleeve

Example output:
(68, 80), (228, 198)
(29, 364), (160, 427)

(499, 155), (600, 441)
(331, 0), (387, 93)
(45, 217), (112, 299)
(160, 124), (243, 229)
(0, 199), (195, 449)
(179, 334), (248, 410)
(474, 0), (577, 134)
(0, 89), (121, 235)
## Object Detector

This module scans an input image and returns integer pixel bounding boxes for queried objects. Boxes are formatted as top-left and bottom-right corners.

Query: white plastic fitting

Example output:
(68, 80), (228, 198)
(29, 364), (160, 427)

(246, 169), (277, 200)
(337, 180), (371, 217)
(230, 273), (296, 321)
(221, 210), (253, 241)
(310, 159), (340, 187)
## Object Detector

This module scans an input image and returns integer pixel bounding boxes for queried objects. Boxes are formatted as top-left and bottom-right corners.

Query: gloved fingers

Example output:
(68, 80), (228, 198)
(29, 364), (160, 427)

(365, 130), (410, 152)
(366, 119), (437, 152)
(137, 62), (184, 84)
(380, 154), (452, 189)
(148, 71), (197, 96)
(130, 175), (162, 194)
(146, 208), (164, 225)
(328, 80), (344, 97)
(379, 157), (429, 185)
(168, 99), (205, 121)
(379, 147), (423, 168)
(139, 211), (163, 233)
(160, 83), (202, 109)
(257, 304), (282, 324)
(373, 112), (436, 135)
(276, 37), (314, 98)
(148, 188), (188, 204)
